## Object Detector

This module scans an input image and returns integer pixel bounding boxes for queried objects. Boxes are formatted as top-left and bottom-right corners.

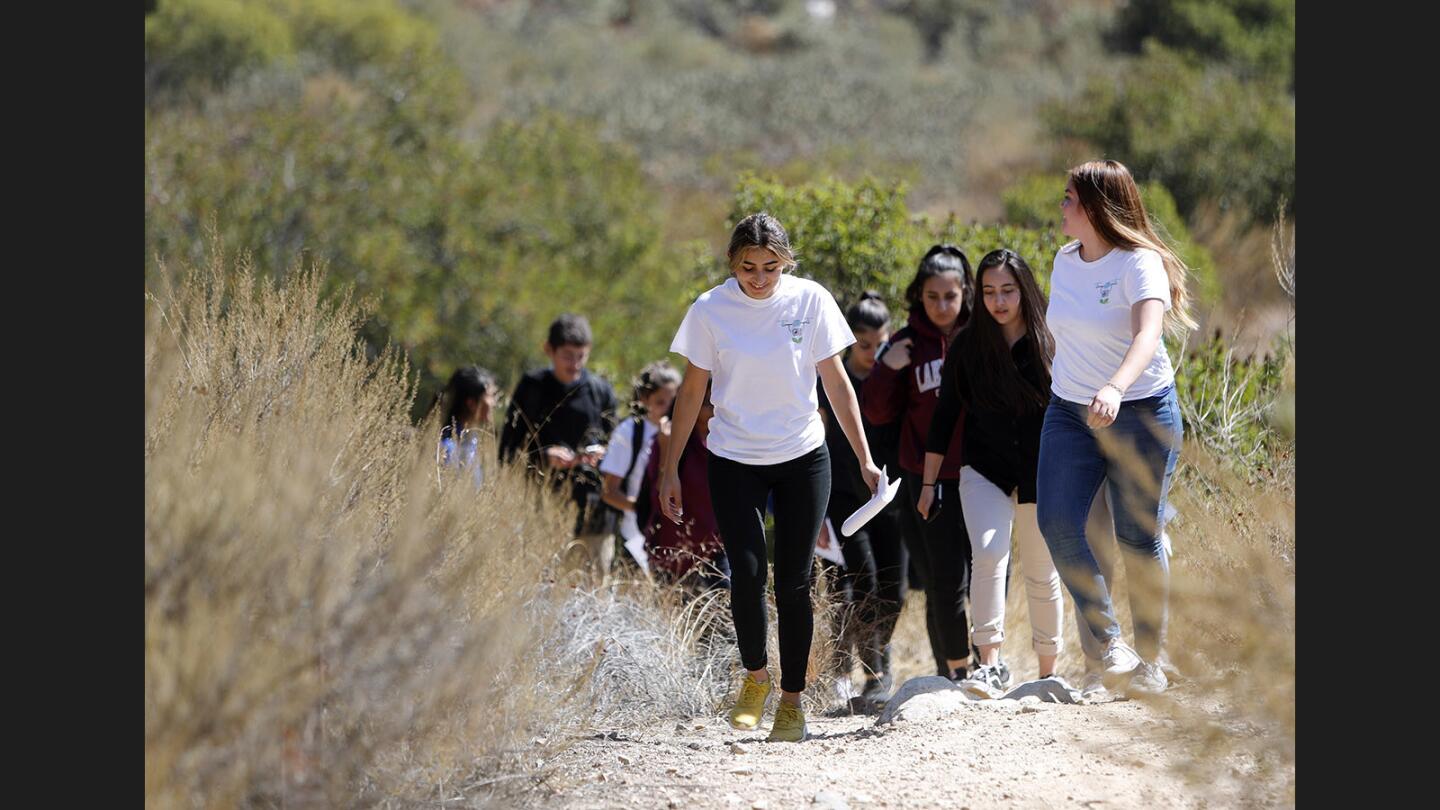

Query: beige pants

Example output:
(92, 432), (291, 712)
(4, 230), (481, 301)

(958, 465), (1064, 657)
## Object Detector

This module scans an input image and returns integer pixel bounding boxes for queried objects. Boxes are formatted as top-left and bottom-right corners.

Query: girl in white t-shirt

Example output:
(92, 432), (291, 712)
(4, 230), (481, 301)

(600, 360), (681, 576)
(1037, 159), (1194, 697)
(661, 212), (881, 743)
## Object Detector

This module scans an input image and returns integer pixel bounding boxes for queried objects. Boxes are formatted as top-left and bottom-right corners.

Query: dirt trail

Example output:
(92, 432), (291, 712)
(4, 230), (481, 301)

(535, 682), (1289, 809)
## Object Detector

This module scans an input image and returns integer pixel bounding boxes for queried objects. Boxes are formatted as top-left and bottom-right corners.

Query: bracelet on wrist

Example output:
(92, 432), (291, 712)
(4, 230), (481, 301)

(922, 482), (937, 488)
(1102, 382), (1125, 395)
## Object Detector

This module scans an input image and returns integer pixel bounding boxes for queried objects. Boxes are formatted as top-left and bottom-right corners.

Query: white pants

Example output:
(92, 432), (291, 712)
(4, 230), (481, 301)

(958, 465), (1064, 657)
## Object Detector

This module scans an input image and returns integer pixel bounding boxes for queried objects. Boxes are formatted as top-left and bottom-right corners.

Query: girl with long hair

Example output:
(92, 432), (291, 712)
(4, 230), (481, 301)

(923, 249), (1065, 697)
(860, 244), (984, 683)
(1037, 159), (1191, 696)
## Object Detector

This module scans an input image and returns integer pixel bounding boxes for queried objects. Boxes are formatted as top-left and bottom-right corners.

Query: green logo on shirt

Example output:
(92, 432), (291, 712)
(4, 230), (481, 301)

(779, 318), (811, 343)
(1095, 279), (1119, 304)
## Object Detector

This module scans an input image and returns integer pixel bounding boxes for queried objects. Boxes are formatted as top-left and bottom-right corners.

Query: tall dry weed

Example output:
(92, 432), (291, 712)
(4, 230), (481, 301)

(145, 245), (585, 808)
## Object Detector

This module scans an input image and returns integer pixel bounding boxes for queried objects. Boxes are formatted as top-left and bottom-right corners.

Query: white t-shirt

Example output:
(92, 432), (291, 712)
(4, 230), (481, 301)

(670, 273), (855, 465)
(1047, 242), (1175, 404)
(598, 416), (661, 546)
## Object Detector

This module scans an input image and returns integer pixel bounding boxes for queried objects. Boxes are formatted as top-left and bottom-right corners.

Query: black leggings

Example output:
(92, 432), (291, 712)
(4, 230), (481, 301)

(708, 445), (832, 694)
(824, 490), (908, 680)
(899, 472), (973, 669)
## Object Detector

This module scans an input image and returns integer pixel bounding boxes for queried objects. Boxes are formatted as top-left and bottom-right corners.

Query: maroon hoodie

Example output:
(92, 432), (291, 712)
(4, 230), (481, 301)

(860, 309), (966, 479)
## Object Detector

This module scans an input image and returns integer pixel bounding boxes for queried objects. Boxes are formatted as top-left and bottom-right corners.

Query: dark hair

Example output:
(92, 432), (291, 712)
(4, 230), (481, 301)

(956, 249), (1054, 413)
(547, 313), (593, 349)
(846, 290), (890, 333)
(441, 365), (497, 436)
(631, 360), (682, 414)
(726, 212), (797, 272)
(904, 244), (974, 324)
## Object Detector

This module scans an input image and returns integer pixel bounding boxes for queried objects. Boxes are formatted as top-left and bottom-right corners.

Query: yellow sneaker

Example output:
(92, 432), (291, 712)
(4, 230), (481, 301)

(766, 701), (808, 742)
(727, 672), (773, 730)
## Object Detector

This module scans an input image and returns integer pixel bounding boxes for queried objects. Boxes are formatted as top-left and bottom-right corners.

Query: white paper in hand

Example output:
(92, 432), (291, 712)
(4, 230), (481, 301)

(814, 517), (844, 566)
(841, 465), (902, 537)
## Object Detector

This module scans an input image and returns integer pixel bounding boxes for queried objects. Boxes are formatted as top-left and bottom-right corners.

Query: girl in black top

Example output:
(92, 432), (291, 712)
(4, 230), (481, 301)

(815, 291), (908, 704)
(922, 249), (1065, 697)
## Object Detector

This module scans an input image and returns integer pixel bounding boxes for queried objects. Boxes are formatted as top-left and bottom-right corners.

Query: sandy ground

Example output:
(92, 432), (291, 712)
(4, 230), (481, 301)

(531, 680), (1291, 809)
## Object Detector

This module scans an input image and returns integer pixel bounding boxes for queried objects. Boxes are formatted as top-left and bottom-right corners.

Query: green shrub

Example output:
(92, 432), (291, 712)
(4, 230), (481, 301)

(726, 174), (1069, 318)
(1044, 43), (1294, 224)
(1173, 331), (1289, 474)
(1112, 0), (1295, 87)
(145, 0), (294, 97)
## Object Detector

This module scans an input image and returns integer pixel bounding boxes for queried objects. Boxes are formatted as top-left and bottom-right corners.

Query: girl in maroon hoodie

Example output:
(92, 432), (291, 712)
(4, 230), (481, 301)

(860, 244), (979, 681)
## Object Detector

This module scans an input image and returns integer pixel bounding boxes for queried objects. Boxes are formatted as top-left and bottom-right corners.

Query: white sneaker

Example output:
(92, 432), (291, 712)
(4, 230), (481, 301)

(957, 664), (1007, 700)
(1101, 638), (1143, 689)
(1126, 661), (1168, 696)
(1079, 670), (1108, 700)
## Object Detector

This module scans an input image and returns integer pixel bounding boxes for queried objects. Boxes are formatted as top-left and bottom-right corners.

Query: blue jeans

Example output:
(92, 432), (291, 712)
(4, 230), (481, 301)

(1036, 386), (1182, 661)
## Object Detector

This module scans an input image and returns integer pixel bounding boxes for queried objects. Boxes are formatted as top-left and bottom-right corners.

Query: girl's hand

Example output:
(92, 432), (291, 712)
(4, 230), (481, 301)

(659, 470), (685, 524)
(916, 484), (935, 521)
(880, 337), (913, 370)
(860, 460), (882, 495)
(544, 445), (577, 469)
(1088, 384), (1122, 429)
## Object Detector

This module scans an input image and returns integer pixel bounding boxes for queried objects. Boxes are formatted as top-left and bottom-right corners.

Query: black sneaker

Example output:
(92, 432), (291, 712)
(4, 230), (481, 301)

(958, 664), (1007, 699)
(947, 662), (973, 682)
(861, 672), (893, 704)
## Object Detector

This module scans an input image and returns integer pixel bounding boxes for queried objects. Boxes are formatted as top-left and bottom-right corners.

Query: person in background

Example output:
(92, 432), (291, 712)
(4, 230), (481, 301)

(861, 244), (992, 684)
(600, 361), (682, 576)
(438, 365), (499, 489)
(816, 290), (909, 705)
(499, 313), (620, 581)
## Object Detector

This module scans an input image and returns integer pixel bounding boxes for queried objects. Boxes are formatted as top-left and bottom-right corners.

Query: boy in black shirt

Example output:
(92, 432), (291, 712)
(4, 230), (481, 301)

(499, 314), (620, 578)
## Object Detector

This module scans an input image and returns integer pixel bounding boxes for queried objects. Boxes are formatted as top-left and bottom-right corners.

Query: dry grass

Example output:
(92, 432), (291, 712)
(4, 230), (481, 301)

(145, 244), (589, 808)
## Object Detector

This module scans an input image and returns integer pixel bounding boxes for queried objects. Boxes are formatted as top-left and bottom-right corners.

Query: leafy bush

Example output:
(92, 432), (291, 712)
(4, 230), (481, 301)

(145, 0), (459, 104)
(726, 174), (1068, 315)
(1173, 331), (1289, 475)
(145, 0), (294, 98)
(1111, 0), (1295, 86)
(1044, 44), (1293, 224)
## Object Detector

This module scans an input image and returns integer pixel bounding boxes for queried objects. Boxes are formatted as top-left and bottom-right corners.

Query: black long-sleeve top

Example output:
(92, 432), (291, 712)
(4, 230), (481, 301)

(817, 364), (902, 504)
(498, 367), (619, 504)
(925, 330), (1048, 504)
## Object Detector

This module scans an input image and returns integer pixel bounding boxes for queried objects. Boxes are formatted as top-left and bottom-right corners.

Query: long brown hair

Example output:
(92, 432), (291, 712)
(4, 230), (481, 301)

(956, 249), (1053, 413)
(1068, 159), (1198, 335)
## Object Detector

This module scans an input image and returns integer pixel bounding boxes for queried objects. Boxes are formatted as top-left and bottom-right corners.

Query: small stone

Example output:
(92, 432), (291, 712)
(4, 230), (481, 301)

(688, 742), (703, 750)
(618, 754), (634, 765)
(666, 767), (680, 775)
(731, 766), (754, 775)
(1017, 695), (1042, 705)
(723, 793), (742, 804)
(753, 801), (770, 810)
(813, 789), (850, 809)
(730, 742), (750, 755)
(596, 772), (607, 782)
